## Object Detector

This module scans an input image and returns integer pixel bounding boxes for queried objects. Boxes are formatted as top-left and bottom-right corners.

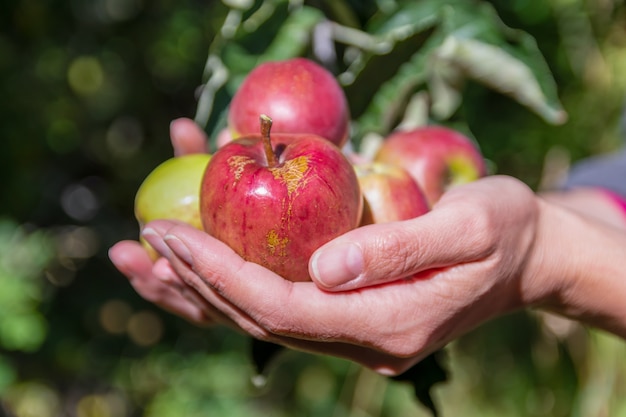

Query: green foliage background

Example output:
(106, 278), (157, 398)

(1, 0), (626, 416)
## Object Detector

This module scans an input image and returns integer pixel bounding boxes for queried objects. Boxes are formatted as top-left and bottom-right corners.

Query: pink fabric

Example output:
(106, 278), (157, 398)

(600, 189), (626, 219)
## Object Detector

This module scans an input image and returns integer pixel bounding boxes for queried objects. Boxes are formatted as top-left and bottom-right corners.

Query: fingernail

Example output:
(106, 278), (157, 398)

(141, 228), (171, 257)
(170, 118), (183, 138)
(310, 242), (364, 288)
(164, 234), (193, 265)
(170, 119), (186, 156)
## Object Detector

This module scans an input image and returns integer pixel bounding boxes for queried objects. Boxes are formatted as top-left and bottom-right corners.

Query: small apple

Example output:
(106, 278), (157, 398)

(135, 153), (211, 259)
(200, 115), (362, 282)
(375, 126), (487, 206)
(228, 58), (350, 148)
(354, 162), (430, 225)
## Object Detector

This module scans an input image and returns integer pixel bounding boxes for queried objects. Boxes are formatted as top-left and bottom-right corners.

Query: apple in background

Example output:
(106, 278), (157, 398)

(201, 115), (362, 282)
(228, 58), (350, 148)
(354, 162), (430, 225)
(135, 153), (211, 259)
(375, 126), (487, 207)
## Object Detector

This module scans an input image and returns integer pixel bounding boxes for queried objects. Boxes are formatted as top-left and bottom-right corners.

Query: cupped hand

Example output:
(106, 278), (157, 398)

(138, 175), (551, 375)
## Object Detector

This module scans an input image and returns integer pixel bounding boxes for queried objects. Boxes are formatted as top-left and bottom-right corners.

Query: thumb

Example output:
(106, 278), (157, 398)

(170, 118), (209, 156)
(309, 202), (492, 291)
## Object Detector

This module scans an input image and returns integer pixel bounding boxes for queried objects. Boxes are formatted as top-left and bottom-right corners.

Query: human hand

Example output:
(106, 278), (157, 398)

(109, 118), (213, 326)
(138, 175), (552, 374)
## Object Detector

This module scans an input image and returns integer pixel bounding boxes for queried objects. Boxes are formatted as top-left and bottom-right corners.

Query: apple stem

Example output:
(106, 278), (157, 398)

(260, 114), (278, 167)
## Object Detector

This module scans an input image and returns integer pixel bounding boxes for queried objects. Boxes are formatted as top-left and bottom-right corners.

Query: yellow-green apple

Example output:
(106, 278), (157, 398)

(200, 115), (362, 282)
(228, 58), (350, 148)
(135, 153), (211, 259)
(375, 126), (487, 206)
(354, 162), (429, 225)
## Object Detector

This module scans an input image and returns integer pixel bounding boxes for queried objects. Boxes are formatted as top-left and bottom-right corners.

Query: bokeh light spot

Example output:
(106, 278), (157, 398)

(61, 184), (100, 222)
(46, 118), (79, 154)
(104, 0), (143, 21)
(127, 310), (163, 346)
(68, 56), (104, 96)
(99, 299), (133, 335)
(106, 116), (143, 159)
(76, 392), (127, 417)
(5, 382), (61, 417)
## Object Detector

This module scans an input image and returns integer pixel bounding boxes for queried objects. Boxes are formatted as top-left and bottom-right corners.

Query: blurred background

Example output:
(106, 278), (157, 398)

(1, 0), (626, 416)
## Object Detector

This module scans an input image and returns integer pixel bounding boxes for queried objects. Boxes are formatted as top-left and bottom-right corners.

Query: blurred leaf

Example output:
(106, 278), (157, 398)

(0, 313), (47, 352)
(0, 356), (17, 393)
(259, 6), (324, 63)
(367, 0), (442, 36)
(432, 35), (567, 125)
(0, 220), (52, 352)
(349, 28), (438, 139)
(351, 0), (566, 144)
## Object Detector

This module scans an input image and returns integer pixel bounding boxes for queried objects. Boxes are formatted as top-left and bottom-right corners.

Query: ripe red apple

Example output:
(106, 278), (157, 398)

(375, 126), (487, 206)
(228, 58), (350, 148)
(354, 162), (430, 225)
(201, 115), (362, 282)
(135, 153), (212, 259)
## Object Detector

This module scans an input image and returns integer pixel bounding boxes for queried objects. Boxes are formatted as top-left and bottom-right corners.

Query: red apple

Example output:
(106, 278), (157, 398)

(201, 115), (362, 282)
(228, 58), (350, 148)
(375, 126), (487, 206)
(354, 162), (430, 225)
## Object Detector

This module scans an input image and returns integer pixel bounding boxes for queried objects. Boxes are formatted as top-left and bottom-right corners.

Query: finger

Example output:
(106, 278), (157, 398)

(148, 228), (428, 375)
(308, 196), (492, 291)
(109, 241), (212, 326)
(170, 118), (209, 156)
(152, 257), (218, 321)
(143, 220), (330, 342)
(152, 258), (421, 374)
(142, 222), (270, 336)
(308, 176), (535, 291)
(146, 221), (442, 351)
(141, 228), (246, 327)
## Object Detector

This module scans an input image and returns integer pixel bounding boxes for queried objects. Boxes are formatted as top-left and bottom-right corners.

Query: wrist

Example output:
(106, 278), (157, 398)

(518, 197), (570, 309)
(525, 196), (626, 337)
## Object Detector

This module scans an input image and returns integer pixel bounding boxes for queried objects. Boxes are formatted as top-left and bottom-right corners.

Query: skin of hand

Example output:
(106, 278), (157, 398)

(136, 173), (626, 376)
(111, 117), (626, 375)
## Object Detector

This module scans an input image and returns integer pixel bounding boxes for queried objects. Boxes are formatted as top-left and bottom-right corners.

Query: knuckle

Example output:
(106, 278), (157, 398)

(367, 226), (422, 279)
(454, 202), (497, 257)
(255, 307), (291, 335)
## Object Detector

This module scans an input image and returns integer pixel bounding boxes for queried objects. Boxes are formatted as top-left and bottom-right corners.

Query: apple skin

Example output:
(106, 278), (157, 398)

(354, 162), (430, 225)
(228, 58), (350, 148)
(375, 126), (487, 207)
(135, 153), (211, 259)
(200, 122), (362, 282)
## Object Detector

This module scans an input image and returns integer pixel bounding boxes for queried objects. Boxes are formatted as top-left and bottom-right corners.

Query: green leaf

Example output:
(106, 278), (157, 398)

(0, 355), (17, 393)
(258, 6), (325, 63)
(351, 0), (566, 143)
(0, 313), (47, 352)
(0, 220), (52, 352)
(349, 28), (439, 141)
(430, 2), (567, 124)
(433, 35), (567, 125)
(367, 0), (443, 36)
